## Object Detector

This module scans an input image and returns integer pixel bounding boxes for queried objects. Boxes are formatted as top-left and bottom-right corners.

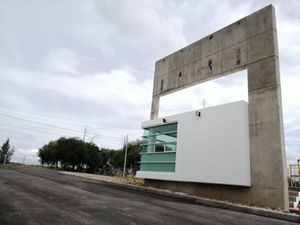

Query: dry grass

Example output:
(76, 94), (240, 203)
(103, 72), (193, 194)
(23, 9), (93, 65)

(59, 171), (144, 186)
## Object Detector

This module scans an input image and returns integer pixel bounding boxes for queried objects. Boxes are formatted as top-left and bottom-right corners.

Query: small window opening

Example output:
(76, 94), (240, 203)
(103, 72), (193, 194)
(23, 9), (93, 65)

(208, 59), (213, 71)
(160, 79), (164, 91)
(235, 48), (241, 65)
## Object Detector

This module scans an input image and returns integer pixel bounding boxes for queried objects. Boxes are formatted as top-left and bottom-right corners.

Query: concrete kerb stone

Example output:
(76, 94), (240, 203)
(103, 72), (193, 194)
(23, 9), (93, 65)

(59, 171), (300, 223)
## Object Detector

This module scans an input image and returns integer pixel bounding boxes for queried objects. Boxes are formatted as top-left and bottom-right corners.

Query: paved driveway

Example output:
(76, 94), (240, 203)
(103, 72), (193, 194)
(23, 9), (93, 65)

(0, 166), (297, 225)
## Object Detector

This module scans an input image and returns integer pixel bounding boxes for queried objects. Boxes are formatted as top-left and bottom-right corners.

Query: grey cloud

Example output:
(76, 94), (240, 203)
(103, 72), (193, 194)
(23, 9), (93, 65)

(0, 0), (299, 164)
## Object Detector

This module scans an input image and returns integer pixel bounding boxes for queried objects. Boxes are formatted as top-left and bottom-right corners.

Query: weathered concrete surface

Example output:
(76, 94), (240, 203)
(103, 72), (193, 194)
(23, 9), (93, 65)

(0, 166), (298, 225)
(148, 5), (288, 210)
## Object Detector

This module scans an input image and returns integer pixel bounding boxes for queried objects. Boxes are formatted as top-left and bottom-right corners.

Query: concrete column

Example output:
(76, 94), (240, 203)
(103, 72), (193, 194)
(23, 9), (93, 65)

(150, 96), (160, 119)
(247, 56), (288, 210)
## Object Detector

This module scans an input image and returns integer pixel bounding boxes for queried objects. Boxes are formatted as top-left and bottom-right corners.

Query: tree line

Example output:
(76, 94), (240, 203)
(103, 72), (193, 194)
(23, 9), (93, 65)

(38, 137), (140, 173)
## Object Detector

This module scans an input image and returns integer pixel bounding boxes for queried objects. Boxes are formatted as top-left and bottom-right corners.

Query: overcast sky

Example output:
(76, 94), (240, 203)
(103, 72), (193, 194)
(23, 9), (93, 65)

(0, 0), (299, 165)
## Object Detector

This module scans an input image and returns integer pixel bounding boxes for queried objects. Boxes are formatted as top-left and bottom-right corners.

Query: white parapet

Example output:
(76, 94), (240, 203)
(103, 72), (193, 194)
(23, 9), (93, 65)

(137, 100), (251, 187)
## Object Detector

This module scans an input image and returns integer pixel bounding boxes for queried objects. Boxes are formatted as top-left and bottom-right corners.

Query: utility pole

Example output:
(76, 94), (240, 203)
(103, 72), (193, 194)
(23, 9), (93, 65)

(203, 98), (206, 109)
(122, 135), (128, 177)
(90, 136), (94, 143)
(83, 128), (87, 142)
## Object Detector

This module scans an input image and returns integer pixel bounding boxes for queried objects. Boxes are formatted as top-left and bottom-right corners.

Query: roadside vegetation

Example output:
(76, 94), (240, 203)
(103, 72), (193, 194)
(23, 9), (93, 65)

(0, 138), (14, 164)
(38, 137), (140, 174)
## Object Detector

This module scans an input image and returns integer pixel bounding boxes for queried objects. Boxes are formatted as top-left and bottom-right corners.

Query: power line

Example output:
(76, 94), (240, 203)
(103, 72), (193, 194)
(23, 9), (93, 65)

(0, 108), (142, 140)
(0, 123), (82, 138)
(0, 138), (38, 148)
(0, 108), (108, 125)
(0, 107), (112, 126)
(0, 135), (45, 149)
(0, 107), (140, 132)
(0, 127), (123, 146)
(0, 120), (125, 141)
(0, 127), (62, 140)
(0, 113), (124, 139)
(0, 113), (85, 133)
(0, 124), (124, 145)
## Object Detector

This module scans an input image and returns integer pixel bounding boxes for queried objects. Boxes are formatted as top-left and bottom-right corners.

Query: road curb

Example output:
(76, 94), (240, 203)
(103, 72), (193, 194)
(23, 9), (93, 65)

(59, 172), (300, 223)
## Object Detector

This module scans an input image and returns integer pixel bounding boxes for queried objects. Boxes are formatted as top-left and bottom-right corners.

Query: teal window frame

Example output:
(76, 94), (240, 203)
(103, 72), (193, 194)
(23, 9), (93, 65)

(141, 123), (178, 153)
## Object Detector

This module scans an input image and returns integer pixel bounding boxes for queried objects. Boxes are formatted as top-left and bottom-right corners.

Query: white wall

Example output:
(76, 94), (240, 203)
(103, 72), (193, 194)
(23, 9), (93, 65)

(137, 101), (251, 186)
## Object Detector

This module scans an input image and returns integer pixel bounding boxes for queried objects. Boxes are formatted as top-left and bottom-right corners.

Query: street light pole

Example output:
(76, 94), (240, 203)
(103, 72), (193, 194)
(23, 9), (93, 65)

(22, 154), (26, 165)
(122, 135), (128, 177)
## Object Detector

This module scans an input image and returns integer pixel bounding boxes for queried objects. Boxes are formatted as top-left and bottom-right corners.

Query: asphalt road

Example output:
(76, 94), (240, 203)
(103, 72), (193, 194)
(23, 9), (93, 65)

(0, 166), (297, 225)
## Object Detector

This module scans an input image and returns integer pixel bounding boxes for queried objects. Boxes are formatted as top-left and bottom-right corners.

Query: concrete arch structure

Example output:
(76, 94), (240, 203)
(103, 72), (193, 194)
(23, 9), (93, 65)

(147, 5), (288, 210)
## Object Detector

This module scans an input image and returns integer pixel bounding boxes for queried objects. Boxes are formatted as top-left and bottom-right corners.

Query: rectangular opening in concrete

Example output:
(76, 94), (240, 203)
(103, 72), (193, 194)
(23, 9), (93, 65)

(159, 70), (248, 117)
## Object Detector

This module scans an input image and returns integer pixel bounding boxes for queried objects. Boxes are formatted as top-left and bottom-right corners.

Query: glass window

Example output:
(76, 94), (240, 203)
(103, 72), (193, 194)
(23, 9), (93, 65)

(165, 143), (176, 152)
(155, 144), (164, 152)
(141, 123), (177, 153)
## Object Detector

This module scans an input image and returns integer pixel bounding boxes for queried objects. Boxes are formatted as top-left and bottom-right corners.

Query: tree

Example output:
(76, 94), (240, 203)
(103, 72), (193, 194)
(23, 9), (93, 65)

(84, 143), (103, 173)
(38, 140), (58, 167)
(56, 137), (85, 170)
(38, 137), (103, 172)
(126, 140), (141, 167)
(109, 150), (124, 168)
(0, 139), (15, 164)
(108, 140), (141, 169)
(38, 137), (142, 174)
